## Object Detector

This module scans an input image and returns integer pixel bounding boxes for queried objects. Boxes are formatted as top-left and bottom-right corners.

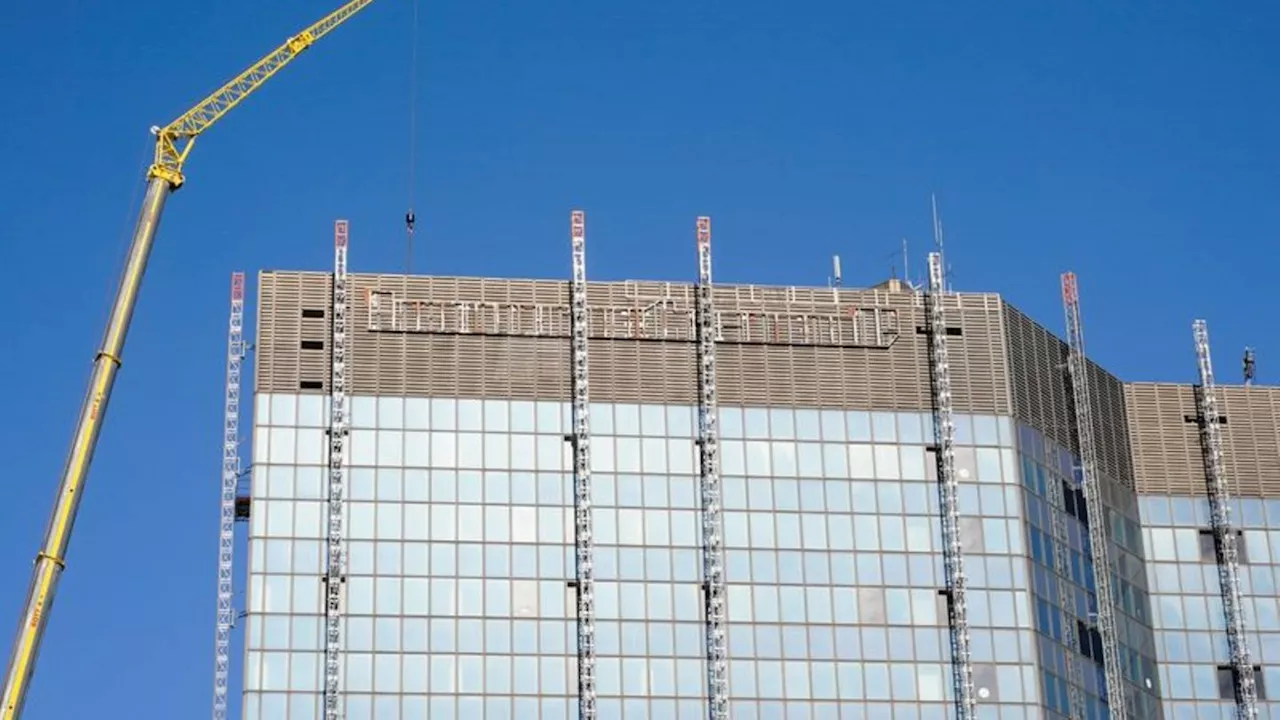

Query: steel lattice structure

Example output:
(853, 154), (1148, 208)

(1193, 319), (1258, 720)
(1046, 471), (1085, 719)
(1061, 272), (1127, 719)
(211, 272), (245, 720)
(324, 221), (350, 720)
(694, 217), (729, 719)
(568, 210), (598, 719)
(924, 252), (977, 720)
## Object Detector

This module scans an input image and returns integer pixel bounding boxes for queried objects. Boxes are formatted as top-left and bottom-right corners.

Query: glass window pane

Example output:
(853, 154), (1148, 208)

(378, 397), (404, 429)
(641, 404), (666, 436)
(458, 399), (483, 431)
(429, 399), (456, 430)
(796, 410), (821, 440)
(820, 410), (845, 441)
(845, 411), (871, 442)
(484, 400), (509, 431)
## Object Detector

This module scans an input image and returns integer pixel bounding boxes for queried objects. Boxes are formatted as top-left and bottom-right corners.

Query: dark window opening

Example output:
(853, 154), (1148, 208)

(1062, 480), (1077, 517)
(1184, 412), (1229, 425)
(914, 326), (963, 336)
(945, 327), (963, 336)
(1217, 665), (1265, 700)
(1059, 479), (1089, 526)
(1076, 620), (1091, 659)
(302, 308), (325, 319)
(1199, 529), (1249, 563)
(300, 380), (323, 390)
(301, 340), (324, 350)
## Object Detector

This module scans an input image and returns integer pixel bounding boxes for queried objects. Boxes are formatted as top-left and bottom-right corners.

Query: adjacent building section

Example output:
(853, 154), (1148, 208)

(1129, 362), (1280, 719)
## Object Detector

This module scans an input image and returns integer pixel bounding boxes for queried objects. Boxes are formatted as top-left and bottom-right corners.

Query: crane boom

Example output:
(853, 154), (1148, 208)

(152, 0), (378, 188)
(0, 3), (376, 717)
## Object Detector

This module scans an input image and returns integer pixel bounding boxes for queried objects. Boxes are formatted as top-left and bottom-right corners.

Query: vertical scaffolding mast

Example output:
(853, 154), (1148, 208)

(923, 252), (976, 720)
(1193, 319), (1258, 720)
(211, 272), (244, 720)
(1046, 474), (1084, 719)
(568, 210), (598, 720)
(694, 217), (729, 720)
(1060, 272), (1126, 718)
(324, 221), (350, 720)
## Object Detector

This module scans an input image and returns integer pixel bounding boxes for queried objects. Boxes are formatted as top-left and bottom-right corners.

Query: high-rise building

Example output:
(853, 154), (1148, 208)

(233, 219), (1277, 720)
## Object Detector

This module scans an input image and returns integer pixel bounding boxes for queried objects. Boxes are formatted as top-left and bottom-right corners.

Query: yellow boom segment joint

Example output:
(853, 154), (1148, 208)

(33, 554), (64, 570)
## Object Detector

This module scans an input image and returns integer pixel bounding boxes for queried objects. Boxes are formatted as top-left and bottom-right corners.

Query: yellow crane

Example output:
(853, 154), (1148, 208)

(1, 1), (378, 717)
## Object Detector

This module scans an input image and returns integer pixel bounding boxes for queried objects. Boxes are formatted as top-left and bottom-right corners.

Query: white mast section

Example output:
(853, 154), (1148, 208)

(211, 272), (244, 720)
(568, 210), (598, 719)
(924, 251), (976, 720)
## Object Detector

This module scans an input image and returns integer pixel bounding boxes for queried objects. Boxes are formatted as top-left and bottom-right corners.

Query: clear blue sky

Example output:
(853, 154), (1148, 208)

(0, 0), (1276, 717)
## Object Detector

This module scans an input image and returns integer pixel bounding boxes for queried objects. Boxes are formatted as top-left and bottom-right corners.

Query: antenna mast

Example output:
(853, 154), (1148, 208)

(1194, 320), (1259, 719)
(902, 237), (910, 286)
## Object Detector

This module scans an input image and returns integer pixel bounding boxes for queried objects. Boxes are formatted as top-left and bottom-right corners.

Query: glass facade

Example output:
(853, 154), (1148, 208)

(243, 394), (1046, 719)
(240, 390), (1269, 720)
(1140, 495), (1280, 719)
(1016, 424), (1161, 719)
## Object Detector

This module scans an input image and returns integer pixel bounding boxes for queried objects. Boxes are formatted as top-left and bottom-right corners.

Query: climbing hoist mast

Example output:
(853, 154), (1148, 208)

(567, 211), (599, 719)
(1060, 272), (1127, 719)
(0, 3), (376, 717)
(212, 273), (246, 720)
(694, 217), (729, 719)
(1046, 466), (1085, 719)
(1192, 319), (1258, 720)
(923, 252), (977, 720)
(325, 222), (351, 719)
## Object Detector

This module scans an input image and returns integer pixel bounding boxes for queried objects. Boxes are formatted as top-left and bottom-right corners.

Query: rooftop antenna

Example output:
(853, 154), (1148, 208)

(1243, 347), (1256, 386)
(832, 254), (843, 288)
(931, 193), (948, 291)
(902, 237), (911, 288)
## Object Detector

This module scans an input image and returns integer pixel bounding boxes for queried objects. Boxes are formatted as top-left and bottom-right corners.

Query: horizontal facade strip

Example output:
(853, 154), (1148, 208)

(256, 271), (1013, 415)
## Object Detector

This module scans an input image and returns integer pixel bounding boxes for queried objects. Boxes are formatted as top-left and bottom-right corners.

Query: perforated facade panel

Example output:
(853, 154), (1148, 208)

(255, 271), (1014, 415)
(1001, 302), (1135, 488)
(1125, 382), (1280, 498)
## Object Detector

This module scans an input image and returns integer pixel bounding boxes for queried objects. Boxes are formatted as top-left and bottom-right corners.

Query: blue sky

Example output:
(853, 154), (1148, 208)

(0, 0), (1276, 717)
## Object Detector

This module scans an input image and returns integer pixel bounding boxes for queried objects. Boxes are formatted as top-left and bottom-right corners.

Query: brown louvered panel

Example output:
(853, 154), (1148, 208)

(814, 346), (846, 408)
(260, 272), (1016, 420)
(455, 336), (485, 397)
(1127, 383), (1280, 499)
(1001, 302), (1134, 488)
(256, 272), (304, 393)
(298, 270), (331, 393)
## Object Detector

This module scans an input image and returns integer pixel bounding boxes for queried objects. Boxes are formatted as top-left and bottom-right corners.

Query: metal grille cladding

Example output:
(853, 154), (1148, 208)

(1125, 382), (1280, 498)
(255, 271), (1014, 416)
(1001, 302), (1135, 487)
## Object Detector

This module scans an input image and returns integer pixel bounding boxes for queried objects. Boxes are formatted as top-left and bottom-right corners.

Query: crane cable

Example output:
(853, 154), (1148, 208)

(404, 0), (421, 273)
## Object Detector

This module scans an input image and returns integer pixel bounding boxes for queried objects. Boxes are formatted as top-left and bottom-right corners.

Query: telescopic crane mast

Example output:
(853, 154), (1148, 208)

(0, 3), (377, 717)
